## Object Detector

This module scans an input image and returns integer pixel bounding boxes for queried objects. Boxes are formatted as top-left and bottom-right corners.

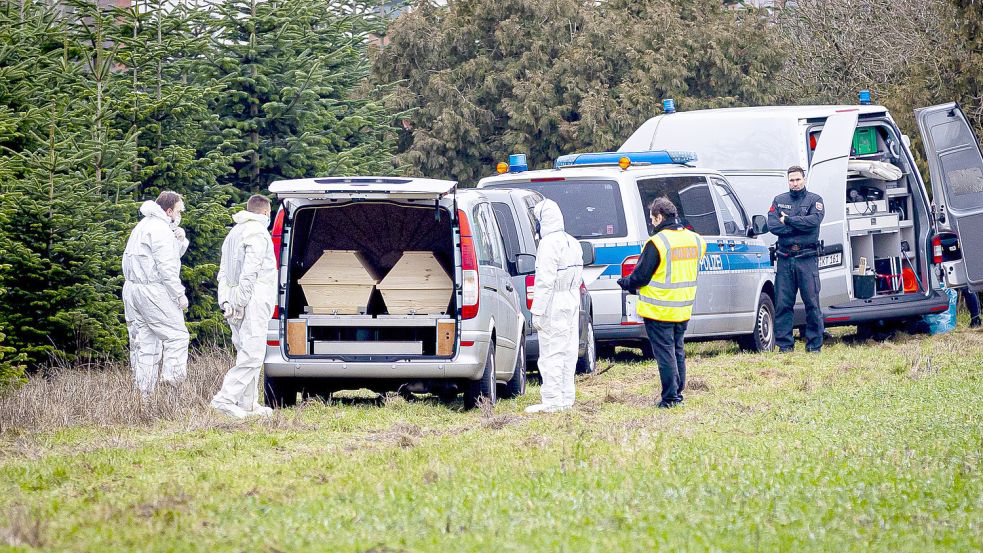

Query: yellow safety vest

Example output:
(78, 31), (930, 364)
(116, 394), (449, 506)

(636, 229), (706, 322)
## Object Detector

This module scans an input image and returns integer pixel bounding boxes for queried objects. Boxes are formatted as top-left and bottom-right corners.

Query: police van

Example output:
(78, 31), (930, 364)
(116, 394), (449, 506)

(620, 97), (983, 330)
(478, 152), (778, 353)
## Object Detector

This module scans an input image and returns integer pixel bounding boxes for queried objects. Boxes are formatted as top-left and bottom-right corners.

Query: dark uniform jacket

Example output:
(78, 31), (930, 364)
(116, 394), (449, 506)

(767, 189), (825, 254)
(616, 218), (685, 294)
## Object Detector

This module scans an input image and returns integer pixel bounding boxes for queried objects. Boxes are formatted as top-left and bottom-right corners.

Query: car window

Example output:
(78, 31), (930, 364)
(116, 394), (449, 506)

(711, 177), (747, 236)
(484, 180), (627, 239)
(491, 202), (522, 261)
(635, 175), (720, 236)
(523, 193), (543, 247)
(474, 204), (505, 269)
(470, 205), (490, 264)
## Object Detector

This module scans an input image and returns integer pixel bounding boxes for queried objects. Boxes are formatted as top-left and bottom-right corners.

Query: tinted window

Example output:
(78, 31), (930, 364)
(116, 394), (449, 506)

(636, 176), (720, 236)
(485, 180), (627, 239)
(522, 192), (543, 246)
(473, 204), (505, 269)
(492, 202), (523, 261)
(711, 178), (747, 236)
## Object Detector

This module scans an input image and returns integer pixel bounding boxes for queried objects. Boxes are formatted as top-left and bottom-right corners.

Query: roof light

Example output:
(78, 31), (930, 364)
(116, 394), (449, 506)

(859, 89), (872, 105)
(496, 162), (508, 174)
(554, 150), (698, 169)
(663, 98), (676, 114)
(508, 153), (528, 173)
(618, 157), (631, 170)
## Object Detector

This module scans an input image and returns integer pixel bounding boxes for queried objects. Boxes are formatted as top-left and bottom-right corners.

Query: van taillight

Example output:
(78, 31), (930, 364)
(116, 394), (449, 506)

(621, 255), (640, 278)
(525, 274), (535, 309)
(459, 209), (480, 319)
(271, 207), (285, 320)
(932, 234), (943, 264)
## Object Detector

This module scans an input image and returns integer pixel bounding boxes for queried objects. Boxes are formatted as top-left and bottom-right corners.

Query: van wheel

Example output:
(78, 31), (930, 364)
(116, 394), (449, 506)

(575, 319), (596, 374)
(464, 342), (497, 410)
(739, 293), (776, 352)
(263, 376), (298, 408)
(501, 335), (527, 399)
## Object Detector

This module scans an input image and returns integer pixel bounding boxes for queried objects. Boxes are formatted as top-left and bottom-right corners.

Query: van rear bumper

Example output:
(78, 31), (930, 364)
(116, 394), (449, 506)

(264, 330), (490, 380)
(595, 322), (648, 342)
(821, 290), (950, 326)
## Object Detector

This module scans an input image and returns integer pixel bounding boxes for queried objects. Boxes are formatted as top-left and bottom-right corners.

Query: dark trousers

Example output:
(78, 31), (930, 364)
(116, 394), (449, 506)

(962, 289), (980, 319)
(644, 318), (688, 406)
(775, 254), (823, 351)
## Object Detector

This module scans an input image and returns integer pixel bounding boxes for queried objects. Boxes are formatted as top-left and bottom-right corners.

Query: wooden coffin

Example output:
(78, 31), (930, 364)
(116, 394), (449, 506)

(377, 252), (453, 315)
(298, 250), (380, 315)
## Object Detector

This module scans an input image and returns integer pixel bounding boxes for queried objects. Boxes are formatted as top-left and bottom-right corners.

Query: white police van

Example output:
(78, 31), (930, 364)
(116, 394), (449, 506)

(478, 151), (777, 353)
(620, 96), (983, 331)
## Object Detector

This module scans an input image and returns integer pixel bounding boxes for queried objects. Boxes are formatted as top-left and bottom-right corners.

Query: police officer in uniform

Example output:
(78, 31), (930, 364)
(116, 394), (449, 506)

(618, 197), (706, 408)
(768, 165), (825, 353)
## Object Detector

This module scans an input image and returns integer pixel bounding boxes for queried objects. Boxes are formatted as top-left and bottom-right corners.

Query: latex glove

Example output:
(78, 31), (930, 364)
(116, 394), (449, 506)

(221, 302), (235, 320)
(173, 226), (186, 242)
(616, 277), (629, 291)
(532, 314), (545, 332)
(178, 295), (189, 311)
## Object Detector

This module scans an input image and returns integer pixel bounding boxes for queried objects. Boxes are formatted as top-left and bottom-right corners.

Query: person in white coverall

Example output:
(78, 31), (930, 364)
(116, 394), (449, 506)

(526, 199), (584, 414)
(211, 195), (278, 418)
(122, 191), (190, 396)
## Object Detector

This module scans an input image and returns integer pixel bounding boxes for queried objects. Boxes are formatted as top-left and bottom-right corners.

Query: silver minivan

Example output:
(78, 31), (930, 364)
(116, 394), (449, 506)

(262, 177), (526, 409)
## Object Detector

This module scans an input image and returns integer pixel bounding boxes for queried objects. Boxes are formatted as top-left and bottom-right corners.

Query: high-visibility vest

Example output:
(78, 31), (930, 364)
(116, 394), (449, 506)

(636, 229), (706, 322)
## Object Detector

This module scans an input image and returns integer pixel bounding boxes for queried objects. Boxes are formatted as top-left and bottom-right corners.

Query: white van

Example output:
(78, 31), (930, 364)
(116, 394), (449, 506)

(478, 153), (777, 353)
(620, 101), (983, 329)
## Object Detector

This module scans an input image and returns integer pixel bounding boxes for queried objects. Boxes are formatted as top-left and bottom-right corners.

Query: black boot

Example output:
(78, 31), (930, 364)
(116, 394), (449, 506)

(971, 316), (981, 329)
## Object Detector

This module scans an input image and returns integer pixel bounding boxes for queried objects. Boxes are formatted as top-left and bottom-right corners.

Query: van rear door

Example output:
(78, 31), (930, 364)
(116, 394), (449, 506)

(808, 110), (857, 307)
(269, 177), (456, 200)
(915, 103), (983, 291)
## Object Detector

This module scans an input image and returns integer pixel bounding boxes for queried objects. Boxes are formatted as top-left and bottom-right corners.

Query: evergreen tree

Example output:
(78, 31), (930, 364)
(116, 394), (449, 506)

(373, 0), (784, 184)
(203, 0), (397, 194)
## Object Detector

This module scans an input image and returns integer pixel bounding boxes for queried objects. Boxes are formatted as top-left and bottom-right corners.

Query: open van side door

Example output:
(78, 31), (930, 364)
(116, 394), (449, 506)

(808, 110), (858, 308)
(916, 103), (983, 291)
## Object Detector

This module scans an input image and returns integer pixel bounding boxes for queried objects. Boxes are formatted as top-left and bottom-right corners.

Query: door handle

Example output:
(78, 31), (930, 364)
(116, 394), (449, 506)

(483, 285), (498, 292)
(505, 282), (514, 292)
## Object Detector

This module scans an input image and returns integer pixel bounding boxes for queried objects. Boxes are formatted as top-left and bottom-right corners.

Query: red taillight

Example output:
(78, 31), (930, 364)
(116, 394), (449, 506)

(932, 234), (943, 264)
(271, 207), (286, 320)
(461, 341), (475, 347)
(809, 133), (818, 150)
(621, 255), (640, 278)
(525, 274), (535, 309)
(459, 209), (480, 319)
(266, 340), (280, 347)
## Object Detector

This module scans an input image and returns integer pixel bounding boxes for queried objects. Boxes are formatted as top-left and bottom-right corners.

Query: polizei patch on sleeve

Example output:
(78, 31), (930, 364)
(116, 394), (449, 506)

(816, 202), (824, 211)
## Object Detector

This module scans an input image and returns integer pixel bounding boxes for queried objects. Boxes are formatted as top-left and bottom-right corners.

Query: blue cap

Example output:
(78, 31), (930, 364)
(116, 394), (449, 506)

(859, 89), (872, 105)
(663, 98), (676, 114)
(508, 153), (528, 173)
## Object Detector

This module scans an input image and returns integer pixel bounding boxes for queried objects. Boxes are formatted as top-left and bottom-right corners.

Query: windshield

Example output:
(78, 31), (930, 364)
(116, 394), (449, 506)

(483, 179), (626, 239)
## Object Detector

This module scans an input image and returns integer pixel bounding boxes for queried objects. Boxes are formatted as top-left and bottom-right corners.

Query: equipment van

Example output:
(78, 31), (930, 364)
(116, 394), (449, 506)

(620, 99), (983, 330)
(478, 152), (777, 354)
(262, 177), (526, 409)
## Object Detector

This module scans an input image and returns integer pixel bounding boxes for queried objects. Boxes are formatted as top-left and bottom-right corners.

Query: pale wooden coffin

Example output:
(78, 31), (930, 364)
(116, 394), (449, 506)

(377, 251), (453, 315)
(298, 250), (381, 315)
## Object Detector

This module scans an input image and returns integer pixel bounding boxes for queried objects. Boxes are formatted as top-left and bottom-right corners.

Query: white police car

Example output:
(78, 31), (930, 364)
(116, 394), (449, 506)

(478, 151), (778, 353)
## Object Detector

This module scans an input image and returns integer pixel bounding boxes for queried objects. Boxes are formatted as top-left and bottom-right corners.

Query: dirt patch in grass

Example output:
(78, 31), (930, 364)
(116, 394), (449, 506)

(0, 504), (47, 548)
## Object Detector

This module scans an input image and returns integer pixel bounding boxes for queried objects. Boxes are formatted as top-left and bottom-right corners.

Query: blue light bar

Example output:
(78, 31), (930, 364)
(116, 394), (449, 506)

(554, 150), (698, 169)
(663, 98), (676, 114)
(859, 89), (872, 105)
(508, 153), (528, 173)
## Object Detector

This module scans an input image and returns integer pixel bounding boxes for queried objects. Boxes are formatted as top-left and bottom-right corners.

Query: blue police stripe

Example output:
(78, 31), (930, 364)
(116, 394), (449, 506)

(591, 241), (771, 278)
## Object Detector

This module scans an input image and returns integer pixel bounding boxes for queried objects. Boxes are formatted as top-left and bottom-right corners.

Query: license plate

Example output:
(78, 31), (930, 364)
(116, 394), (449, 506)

(819, 252), (843, 269)
(623, 294), (643, 324)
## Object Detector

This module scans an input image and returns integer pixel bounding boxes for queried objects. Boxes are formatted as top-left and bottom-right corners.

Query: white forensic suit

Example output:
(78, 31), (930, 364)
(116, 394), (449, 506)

(527, 199), (584, 413)
(122, 200), (190, 395)
(211, 210), (278, 417)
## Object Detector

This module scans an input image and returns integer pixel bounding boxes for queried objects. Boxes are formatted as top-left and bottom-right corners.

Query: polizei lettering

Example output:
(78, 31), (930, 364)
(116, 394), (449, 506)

(699, 254), (723, 271)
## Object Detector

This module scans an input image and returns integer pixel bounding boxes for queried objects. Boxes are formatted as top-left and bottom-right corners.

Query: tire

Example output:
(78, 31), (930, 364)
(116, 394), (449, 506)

(738, 293), (776, 352)
(575, 318), (597, 374)
(263, 376), (298, 408)
(464, 342), (497, 410)
(501, 335), (527, 399)
(596, 342), (616, 359)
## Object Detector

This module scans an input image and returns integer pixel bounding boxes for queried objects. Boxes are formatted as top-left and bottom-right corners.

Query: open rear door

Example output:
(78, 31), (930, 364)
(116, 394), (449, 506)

(916, 103), (983, 291)
(808, 110), (858, 307)
(269, 176), (457, 200)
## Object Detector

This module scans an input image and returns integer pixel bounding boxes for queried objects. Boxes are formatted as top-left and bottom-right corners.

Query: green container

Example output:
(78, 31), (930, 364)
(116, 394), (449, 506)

(852, 127), (878, 155)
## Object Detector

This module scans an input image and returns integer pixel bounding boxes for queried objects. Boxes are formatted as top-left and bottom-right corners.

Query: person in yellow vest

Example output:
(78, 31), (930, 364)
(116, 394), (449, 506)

(617, 197), (706, 408)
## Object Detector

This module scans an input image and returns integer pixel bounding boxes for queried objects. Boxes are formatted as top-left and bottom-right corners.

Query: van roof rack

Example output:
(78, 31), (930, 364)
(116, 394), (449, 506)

(554, 150), (698, 169)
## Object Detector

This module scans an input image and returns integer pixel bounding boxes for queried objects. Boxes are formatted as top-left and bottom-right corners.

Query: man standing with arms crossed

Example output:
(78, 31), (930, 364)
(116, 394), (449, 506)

(618, 197), (705, 408)
(211, 195), (278, 417)
(767, 165), (826, 353)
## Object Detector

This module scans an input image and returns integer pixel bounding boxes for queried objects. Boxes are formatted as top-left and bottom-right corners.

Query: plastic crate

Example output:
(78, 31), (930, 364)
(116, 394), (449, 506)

(853, 127), (878, 155)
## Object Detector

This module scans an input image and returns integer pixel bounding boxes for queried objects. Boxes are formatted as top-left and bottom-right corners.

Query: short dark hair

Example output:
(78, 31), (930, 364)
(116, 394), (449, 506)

(156, 191), (183, 212)
(787, 165), (806, 178)
(246, 194), (271, 214)
(648, 197), (678, 219)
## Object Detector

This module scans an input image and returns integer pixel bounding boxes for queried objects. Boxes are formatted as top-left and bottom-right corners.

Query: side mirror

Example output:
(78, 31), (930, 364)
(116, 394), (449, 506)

(580, 241), (595, 266)
(749, 214), (768, 237)
(515, 253), (537, 275)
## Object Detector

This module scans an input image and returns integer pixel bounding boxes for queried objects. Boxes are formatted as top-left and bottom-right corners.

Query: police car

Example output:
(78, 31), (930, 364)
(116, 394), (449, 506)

(478, 151), (778, 353)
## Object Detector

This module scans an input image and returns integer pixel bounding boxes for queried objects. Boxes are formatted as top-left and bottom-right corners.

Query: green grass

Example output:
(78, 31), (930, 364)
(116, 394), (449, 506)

(1, 329), (982, 552)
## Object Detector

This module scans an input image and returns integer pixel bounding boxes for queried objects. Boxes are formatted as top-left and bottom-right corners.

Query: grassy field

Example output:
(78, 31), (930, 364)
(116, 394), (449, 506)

(1, 327), (981, 552)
